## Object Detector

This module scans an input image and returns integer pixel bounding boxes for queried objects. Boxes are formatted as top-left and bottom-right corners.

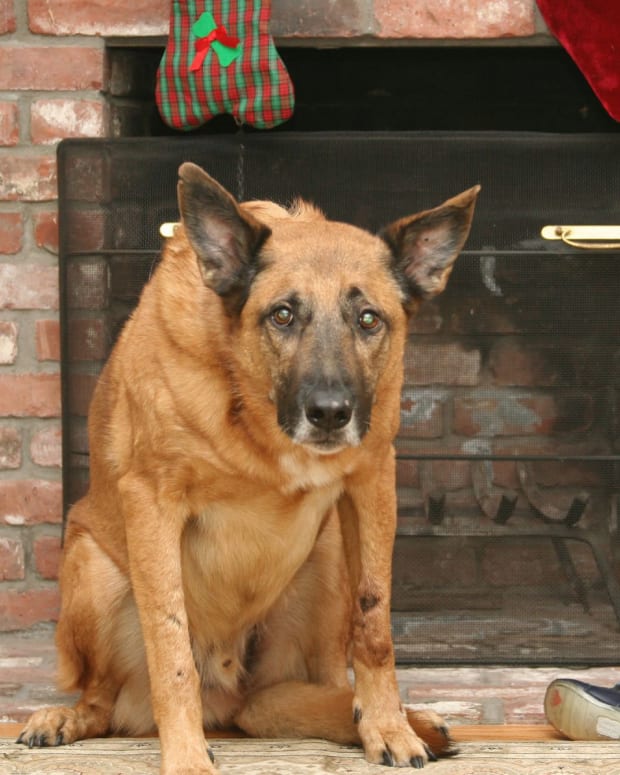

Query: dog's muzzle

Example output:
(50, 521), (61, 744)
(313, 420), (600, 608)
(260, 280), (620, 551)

(304, 385), (354, 433)
(279, 380), (366, 453)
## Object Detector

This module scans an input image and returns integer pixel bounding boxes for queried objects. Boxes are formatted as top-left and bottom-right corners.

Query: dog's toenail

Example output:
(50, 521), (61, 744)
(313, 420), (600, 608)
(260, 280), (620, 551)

(382, 748), (395, 766)
(424, 744), (437, 762)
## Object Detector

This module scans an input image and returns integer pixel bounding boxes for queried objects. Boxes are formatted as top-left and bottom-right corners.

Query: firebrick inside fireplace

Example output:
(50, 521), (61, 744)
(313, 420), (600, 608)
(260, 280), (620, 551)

(58, 129), (620, 665)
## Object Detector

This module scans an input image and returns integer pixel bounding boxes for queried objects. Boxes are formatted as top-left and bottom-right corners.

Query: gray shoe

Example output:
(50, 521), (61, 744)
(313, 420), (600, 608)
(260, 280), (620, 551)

(545, 679), (620, 740)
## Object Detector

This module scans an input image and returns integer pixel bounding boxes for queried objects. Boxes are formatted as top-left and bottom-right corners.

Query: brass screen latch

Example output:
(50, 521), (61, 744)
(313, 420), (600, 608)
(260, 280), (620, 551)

(541, 225), (620, 249)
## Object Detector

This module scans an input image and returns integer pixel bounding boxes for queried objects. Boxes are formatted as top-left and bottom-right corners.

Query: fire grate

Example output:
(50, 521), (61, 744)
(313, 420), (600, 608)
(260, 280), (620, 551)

(58, 132), (620, 665)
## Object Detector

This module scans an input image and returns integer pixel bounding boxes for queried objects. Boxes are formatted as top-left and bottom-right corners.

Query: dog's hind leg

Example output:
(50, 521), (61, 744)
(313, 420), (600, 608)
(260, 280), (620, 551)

(235, 509), (457, 759)
(18, 516), (130, 747)
(235, 681), (457, 759)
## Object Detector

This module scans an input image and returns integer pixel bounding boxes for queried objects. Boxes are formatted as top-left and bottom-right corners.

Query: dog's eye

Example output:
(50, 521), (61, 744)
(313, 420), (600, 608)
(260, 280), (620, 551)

(271, 306), (294, 328)
(358, 310), (382, 332)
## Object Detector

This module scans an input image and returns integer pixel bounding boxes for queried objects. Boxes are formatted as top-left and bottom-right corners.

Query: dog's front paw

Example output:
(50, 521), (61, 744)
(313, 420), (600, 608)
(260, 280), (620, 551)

(357, 710), (432, 768)
(161, 743), (219, 775)
(17, 706), (80, 748)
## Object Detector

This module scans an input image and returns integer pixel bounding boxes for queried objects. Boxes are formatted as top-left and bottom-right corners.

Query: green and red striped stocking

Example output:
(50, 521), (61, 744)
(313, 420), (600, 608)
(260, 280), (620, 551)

(156, 0), (295, 130)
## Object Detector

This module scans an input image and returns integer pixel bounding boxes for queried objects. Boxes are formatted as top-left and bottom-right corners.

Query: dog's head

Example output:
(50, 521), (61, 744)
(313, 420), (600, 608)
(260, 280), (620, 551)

(177, 163), (478, 454)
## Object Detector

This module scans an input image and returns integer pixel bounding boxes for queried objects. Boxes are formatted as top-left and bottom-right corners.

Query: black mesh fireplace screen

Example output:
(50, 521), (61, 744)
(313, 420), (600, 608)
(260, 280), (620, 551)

(58, 132), (620, 665)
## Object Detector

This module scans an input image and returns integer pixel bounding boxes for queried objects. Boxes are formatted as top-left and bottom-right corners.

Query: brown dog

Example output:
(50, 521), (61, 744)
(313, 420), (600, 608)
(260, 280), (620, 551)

(19, 164), (478, 773)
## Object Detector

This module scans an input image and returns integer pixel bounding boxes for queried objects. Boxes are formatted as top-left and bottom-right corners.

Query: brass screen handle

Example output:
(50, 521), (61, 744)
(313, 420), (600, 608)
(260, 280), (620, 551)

(541, 225), (620, 249)
(160, 222), (180, 238)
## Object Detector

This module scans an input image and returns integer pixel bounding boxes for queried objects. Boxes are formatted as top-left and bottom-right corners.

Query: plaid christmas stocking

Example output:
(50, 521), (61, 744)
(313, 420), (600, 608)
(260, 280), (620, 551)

(156, 0), (295, 130)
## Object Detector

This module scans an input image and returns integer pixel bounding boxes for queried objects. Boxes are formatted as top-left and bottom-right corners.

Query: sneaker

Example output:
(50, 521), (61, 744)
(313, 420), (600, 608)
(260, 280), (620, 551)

(545, 678), (620, 740)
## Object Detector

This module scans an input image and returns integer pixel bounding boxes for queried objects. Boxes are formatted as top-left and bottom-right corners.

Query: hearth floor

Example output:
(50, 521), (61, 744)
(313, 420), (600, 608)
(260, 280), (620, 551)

(2, 626), (620, 734)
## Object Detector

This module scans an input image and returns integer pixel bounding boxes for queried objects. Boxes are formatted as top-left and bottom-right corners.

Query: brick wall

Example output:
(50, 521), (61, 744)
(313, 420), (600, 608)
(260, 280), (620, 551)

(0, 0), (548, 633)
(0, 5), (104, 631)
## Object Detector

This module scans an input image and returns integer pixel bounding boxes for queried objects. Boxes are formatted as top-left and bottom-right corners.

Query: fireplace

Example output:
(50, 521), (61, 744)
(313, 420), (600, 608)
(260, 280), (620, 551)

(58, 119), (620, 665)
(50, 41), (620, 665)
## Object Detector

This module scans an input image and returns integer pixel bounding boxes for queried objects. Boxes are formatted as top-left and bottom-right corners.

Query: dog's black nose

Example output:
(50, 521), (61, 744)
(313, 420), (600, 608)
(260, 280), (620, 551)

(305, 387), (354, 431)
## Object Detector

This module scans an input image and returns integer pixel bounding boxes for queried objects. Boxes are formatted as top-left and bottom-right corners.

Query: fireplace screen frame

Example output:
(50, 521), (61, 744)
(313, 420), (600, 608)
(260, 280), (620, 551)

(58, 131), (620, 665)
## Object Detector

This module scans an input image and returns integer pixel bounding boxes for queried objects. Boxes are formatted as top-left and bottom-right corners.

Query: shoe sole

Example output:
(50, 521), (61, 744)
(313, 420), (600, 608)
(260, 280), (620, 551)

(545, 680), (620, 741)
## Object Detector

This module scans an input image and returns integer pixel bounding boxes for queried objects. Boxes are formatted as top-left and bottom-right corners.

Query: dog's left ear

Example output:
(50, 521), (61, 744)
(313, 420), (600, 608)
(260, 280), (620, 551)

(177, 162), (271, 312)
(381, 185), (480, 309)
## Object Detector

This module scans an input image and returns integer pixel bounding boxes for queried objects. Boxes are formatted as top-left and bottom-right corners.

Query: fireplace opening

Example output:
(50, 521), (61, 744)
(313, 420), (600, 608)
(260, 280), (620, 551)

(59, 45), (620, 666)
(106, 45), (620, 136)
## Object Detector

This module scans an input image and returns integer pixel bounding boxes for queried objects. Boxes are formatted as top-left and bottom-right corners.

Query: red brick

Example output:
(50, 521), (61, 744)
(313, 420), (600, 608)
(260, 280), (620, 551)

(28, 0), (168, 36)
(68, 317), (108, 361)
(62, 154), (107, 203)
(453, 392), (558, 436)
(0, 101), (18, 145)
(0, 538), (24, 580)
(33, 534), (62, 580)
(374, 0), (535, 38)
(0, 0), (16, 34)
(407, 302), (443, 334)
(33, 210), (58, 253)
(554, 394), (595, 434)
(0, 264), (58, 309)
(30, 98), (106, 144)
(0, 212), (23, 253)
(0, 426), (21, 469)
(269, 0), (370, 38)
(481, 541), (560, 587)
(396, 458), (419, 489)
(0, 587), (60, 631)
(0, 46), (103, 90)
(0, 374), (61, 417)
(0, 154), (56, 201)
(0, 321), (18, 364)
(64, 208), (106, 253)
(423, 459), (471, 491)
(491, 460), (519, 490)
(526, 459), (603, 488)
(489, 340), (564, 387)
(70, 372), (99, 417)
(30, 425), (62, 467)
(0, 479), (62, 525)
(392, 539), (478, 589)
(399, 387), (445, 438)
(396, 486), (423, 512)
(66, 260), (109, 310)
(35, 319), (60, 361)
(404, 343), (480, 386)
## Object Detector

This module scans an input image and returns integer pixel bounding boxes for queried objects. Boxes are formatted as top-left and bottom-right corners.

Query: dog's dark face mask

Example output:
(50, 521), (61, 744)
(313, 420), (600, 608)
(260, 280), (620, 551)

(258, 282), (391, 453)
(177, 162), (479, 454)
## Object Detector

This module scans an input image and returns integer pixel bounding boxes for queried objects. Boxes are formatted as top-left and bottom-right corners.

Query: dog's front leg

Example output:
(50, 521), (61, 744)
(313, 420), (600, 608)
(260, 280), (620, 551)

(341, 453), (431, 769)
(120, 474), (216, 775)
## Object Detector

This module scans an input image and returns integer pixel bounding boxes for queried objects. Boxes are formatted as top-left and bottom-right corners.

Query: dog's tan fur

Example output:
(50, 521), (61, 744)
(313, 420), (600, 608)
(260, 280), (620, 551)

(20, 165), (478, 773)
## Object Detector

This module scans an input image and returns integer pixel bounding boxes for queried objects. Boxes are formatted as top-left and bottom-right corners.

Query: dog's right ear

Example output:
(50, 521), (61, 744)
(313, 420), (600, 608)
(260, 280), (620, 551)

(177, 163), (271, 312)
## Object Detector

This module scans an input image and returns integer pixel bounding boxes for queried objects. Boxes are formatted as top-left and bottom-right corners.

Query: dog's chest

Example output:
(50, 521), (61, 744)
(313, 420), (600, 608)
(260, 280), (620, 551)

(181, 481), (342, 637)
(278, 452), (349, 493)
